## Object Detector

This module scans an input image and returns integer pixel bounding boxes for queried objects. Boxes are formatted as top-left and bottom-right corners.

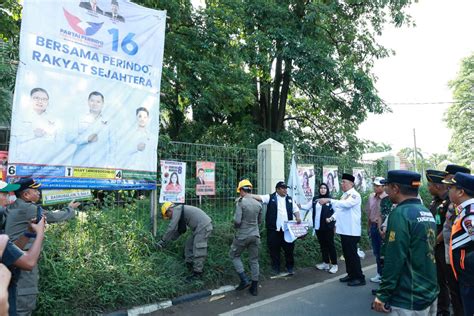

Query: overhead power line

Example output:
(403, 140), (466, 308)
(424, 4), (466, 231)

(383, 100), (474, 106)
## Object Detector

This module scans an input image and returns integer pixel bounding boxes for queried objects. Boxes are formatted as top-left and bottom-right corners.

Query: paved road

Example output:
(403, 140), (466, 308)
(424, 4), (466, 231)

(221, 265), (379, 316)
(153, 256), (381, 316)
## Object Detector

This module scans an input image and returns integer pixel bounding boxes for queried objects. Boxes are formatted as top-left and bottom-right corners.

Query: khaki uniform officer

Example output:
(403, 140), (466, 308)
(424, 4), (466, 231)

(5, 178), (80, 316)
(229, 180), (262, 296)
(157, 203), (213, 281)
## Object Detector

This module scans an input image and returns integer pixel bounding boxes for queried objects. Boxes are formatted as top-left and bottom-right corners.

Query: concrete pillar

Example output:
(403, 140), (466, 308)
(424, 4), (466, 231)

(257, 138), (285, 195)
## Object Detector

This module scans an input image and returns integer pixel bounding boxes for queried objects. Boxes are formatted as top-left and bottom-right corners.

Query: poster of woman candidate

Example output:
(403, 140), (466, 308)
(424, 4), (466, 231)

(352, 168), (368, 192)
(298, 164), (315, 203)
(159, 160), (186, 203)
(322, 166), (339, 194)
(7, 0), (165, 190)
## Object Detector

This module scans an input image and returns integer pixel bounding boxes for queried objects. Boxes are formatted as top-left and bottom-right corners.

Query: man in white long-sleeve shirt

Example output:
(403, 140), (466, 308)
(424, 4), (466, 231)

(319, 173), (365, 286)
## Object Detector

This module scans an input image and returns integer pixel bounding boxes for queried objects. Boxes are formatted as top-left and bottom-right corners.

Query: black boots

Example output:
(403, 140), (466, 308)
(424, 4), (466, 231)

(236, 272), (251, 291)
(249, 281), (258, 296)
(185, 271), (202, 282)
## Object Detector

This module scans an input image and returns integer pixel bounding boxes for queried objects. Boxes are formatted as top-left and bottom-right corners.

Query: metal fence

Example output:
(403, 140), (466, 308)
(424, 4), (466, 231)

(157, 141), (258, 224)
(6, 139), (387, 232)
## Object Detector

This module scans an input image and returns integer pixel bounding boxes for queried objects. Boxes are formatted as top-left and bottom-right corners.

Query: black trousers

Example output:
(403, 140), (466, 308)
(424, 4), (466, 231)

(435, 243), (450, 315)
(446, 263), (464, 316)
(316, 229), (337, 264)
(460, 283), (474, 316)
(266, 229), (294, 271)
(340, 234), (364, 280)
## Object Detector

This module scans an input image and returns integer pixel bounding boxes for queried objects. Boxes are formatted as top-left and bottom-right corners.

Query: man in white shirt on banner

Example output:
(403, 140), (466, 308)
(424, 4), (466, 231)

(250, 181), (301, 276)
(119, 107), (157, 171)
(319, 173), (365, 286)
(12, 88), (58, 164)
(67, 91), (112, 168)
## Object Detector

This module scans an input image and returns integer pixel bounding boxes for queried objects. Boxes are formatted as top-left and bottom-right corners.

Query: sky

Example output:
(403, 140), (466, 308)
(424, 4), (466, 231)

(357, 0), (474, 155)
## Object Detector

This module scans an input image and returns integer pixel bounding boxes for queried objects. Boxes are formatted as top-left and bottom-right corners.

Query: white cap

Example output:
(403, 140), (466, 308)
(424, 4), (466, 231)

(373, 177), (385, 186)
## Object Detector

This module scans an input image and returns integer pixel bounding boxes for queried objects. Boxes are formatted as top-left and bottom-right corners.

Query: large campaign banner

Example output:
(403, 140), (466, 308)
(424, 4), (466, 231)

(7, 0), (166, 190)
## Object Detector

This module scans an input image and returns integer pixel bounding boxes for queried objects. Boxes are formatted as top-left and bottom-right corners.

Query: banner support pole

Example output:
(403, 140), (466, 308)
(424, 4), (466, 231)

(151, 189), (157, 237)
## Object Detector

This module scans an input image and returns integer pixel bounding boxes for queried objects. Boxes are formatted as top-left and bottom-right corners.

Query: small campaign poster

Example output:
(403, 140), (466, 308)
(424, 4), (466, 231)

(298, 164), (315, 203)
(0, 151), (8, 181)
(159, 160), (186, 203)
(322, 166), (339, 194)
(42, 189), (93, 206)
(196, 161), (215, 196)
(353, 168), (368, 192)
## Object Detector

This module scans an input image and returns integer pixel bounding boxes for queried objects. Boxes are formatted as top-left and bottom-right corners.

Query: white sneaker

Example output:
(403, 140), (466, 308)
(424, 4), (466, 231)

(328, 265), (338, 274)
(370, 274), (381, 283)
(316, 262), (330, 270)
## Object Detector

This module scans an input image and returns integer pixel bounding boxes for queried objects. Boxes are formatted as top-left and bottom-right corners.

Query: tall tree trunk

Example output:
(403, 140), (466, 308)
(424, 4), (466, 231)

(276, 58), (292, 132)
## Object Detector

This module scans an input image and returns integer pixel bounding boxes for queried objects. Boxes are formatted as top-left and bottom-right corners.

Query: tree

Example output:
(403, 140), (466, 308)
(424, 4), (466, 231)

(446, 53), (474, 166)
(198, 0), (415, 152)
(0, 1), (21, 125)
(135, 0), (415, 154)
(398, 147), (425, 172)
(362, 140), (392, 153)
(0, 0), (21, 42)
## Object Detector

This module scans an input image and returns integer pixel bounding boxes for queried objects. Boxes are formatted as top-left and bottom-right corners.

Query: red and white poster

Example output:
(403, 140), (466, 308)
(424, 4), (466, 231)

(196, 161), (215, 196)
(159, 160), (186, 203)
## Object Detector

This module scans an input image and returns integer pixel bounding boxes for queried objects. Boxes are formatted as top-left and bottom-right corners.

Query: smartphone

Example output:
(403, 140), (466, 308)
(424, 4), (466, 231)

(36, 206), (43, 223)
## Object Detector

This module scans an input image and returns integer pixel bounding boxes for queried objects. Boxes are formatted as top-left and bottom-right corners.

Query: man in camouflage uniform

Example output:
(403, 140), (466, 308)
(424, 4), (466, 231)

(426, 169), (451, 316)
(229, 179), (262, 296)
(5, 178), (80, 316)
(373, 170), (438, 314)
(157, 203), (213, 281)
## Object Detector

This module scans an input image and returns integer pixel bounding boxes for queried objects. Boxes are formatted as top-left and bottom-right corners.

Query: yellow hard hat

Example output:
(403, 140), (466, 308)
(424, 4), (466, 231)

(236, 179), (253, 193)
(161, 202), (173, 218)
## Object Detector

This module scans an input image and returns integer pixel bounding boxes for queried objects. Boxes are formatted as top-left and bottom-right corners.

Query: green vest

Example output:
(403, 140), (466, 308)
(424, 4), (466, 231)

(377, 198), (439, 310)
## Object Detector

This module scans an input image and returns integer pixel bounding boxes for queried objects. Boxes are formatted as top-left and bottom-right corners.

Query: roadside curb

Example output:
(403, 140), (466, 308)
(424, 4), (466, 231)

(106, 285), (236, 316)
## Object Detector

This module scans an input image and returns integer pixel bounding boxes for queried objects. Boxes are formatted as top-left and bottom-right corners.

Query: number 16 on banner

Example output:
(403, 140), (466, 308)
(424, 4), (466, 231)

(108, 29), (138, 56)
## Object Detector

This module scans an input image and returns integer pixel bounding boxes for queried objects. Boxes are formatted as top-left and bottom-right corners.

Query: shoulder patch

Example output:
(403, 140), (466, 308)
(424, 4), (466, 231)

(351, 194), (356, 199)
(388, 231), (396, 242)
(465, 219), (473, 235)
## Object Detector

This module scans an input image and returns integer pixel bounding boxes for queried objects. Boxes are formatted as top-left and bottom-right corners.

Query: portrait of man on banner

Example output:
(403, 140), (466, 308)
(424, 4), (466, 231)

(196, 161), (215, 196)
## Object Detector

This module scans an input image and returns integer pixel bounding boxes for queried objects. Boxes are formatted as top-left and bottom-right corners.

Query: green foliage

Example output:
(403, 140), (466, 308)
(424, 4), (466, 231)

(0, 0), (22, 42)
(0, 40), (18, 125)
(362, 140), (392, 154)
(132, 0), (415, 156)
(446, 53), (474, 166)
(418, 185), (432, 209)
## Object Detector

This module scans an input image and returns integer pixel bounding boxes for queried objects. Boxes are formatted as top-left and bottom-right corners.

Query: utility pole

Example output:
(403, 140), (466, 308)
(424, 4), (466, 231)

(413, 128), (418, 173)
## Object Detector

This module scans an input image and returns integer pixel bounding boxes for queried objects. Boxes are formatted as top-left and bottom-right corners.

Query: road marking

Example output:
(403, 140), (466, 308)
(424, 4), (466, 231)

(219, 264), (377, 316)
